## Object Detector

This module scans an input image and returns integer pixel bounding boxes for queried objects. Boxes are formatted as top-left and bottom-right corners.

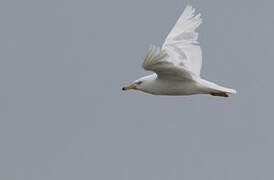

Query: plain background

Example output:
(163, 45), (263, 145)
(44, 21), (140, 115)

(1, 0), (274, 179)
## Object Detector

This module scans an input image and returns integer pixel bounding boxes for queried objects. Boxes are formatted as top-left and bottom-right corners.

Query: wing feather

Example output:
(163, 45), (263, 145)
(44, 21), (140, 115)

(142, 6), (202, 80)
(162, 5), (203, 76)
(142, 44), (195, 80)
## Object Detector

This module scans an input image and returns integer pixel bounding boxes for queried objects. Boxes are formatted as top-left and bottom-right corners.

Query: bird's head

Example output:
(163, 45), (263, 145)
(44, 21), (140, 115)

(122, 74), (157, 92)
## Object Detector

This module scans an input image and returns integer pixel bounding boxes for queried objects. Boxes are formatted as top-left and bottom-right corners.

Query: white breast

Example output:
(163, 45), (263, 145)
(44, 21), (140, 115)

(142, 78), (206, 95)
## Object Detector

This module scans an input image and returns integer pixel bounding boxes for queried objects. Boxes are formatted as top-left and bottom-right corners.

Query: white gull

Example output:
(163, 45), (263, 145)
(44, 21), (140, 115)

(123, 5), (236, 97)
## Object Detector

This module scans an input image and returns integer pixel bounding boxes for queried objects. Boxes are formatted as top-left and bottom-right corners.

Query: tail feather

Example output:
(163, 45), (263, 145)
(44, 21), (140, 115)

(199, 79), (237, 95)
(214, 85), (237, 94)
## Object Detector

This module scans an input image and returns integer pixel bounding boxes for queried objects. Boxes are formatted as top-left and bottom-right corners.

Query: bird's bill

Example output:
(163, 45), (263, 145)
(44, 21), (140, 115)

(122, 84), (136, 91)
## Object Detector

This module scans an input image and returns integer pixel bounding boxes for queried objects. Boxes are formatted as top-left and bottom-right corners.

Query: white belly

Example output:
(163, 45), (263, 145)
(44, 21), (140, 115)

(142, 79), (208, 96)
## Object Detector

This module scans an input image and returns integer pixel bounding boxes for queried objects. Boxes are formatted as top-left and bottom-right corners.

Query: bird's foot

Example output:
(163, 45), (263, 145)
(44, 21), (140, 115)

(210, 92), (228, 97)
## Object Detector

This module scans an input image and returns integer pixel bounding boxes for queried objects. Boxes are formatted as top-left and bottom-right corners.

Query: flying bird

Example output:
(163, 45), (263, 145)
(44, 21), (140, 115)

(122, 5), (236, 97)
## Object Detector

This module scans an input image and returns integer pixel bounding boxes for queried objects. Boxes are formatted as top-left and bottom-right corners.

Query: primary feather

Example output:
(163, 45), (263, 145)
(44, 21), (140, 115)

(162, 5), (202, 76)
(142, 5), (202, 80)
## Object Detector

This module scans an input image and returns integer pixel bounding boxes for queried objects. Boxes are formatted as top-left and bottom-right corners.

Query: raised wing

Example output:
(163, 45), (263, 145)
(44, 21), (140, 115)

(142, 44), (196, 80)
(162, 5), (202, 76)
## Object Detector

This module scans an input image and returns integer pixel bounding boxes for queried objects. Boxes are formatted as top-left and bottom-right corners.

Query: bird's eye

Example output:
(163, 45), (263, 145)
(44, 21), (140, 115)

(136, 81), (142, 85)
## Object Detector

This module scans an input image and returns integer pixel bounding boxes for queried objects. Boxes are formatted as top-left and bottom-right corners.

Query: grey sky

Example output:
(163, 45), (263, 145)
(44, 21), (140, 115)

(0, 0), (273, 179)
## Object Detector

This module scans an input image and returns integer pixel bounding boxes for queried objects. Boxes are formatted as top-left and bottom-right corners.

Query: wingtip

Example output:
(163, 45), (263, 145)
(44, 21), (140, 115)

(185, 5), (195, 12)
(185, 4), (193, 9)
(181, 5), (202, 25)
(229, 89), (237, 94)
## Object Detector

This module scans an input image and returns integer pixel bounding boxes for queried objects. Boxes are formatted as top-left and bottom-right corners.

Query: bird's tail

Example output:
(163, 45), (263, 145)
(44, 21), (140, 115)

(199, 79), (237, 97)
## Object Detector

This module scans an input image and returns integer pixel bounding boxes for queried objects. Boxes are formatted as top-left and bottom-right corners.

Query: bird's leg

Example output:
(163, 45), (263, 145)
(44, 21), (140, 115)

(210, 92), (228, 97)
